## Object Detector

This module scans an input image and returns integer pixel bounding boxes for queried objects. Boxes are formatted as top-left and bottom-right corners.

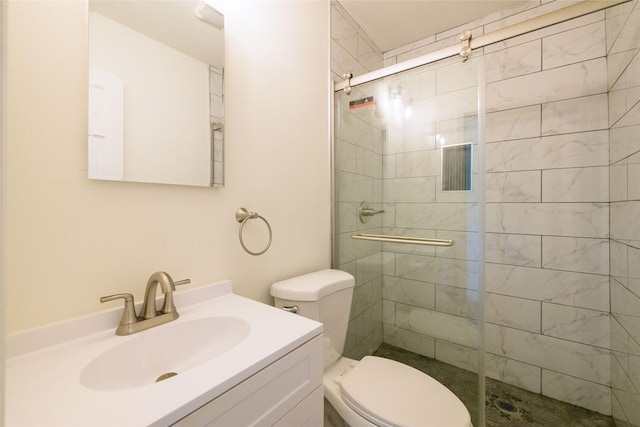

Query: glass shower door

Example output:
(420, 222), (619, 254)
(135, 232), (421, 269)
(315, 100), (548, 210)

(333, 55), (485, 425)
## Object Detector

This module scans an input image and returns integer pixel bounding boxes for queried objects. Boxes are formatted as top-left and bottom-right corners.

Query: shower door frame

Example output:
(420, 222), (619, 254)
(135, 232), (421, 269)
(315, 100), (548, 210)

(330, 2), (627, 426)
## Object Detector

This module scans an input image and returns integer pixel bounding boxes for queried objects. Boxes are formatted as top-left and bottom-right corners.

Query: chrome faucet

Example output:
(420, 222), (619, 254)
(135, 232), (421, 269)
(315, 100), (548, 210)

(100, 271), (190, 335)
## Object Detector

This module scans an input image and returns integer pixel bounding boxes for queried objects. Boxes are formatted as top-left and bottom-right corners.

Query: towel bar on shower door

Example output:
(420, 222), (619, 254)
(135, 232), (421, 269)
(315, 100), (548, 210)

(351, 233), (455, 247)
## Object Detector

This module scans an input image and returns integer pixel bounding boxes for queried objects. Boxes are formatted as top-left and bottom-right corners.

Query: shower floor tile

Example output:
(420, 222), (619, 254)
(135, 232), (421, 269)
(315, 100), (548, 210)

(373, 344), (615, 427)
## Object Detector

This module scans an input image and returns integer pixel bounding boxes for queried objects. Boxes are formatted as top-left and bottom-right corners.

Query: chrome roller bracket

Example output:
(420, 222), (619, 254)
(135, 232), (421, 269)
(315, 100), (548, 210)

(459, 29), (472, 62)
(342, 73), (353, 94)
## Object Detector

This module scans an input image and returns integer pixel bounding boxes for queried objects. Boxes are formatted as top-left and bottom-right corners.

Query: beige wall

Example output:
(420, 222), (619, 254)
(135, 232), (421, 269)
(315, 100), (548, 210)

(3, 0), (331, 333)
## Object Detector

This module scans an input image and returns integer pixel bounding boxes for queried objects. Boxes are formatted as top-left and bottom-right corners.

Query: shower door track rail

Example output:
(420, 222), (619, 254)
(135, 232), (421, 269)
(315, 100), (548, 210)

(333, 0), (627, 92)
(351, 233), (455, 247)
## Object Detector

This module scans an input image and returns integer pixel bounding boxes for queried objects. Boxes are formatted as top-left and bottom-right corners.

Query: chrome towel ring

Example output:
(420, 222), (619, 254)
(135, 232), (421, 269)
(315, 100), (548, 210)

(235, 208), (272, 256)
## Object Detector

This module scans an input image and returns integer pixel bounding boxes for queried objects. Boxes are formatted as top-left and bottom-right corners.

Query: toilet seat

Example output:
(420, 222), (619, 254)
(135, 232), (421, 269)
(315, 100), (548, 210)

(339, 356), (471, 427)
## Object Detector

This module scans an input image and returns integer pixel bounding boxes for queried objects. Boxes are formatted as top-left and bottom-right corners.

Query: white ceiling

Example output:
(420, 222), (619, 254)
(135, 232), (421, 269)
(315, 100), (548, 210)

(337, 0), (527, 52)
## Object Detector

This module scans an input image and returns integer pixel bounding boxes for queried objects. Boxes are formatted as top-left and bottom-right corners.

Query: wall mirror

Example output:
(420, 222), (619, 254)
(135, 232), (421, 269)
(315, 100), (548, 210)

(88, 0), (224, 187)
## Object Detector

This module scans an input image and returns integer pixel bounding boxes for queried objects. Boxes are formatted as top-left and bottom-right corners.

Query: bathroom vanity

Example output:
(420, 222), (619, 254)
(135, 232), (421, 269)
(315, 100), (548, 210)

(5, 280), (323, 426)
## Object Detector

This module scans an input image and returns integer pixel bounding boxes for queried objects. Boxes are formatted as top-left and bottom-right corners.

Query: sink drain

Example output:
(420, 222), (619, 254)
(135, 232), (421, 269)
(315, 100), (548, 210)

(156, 372), (178, 383)
(496, 399), (518, 413)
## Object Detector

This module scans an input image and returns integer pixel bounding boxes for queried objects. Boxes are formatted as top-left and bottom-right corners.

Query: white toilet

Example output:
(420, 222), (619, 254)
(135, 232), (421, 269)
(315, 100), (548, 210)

(271, 269), (472, 427)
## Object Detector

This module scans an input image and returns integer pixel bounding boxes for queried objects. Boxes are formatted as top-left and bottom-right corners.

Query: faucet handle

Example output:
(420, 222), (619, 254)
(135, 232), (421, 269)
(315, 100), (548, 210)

(100, 293), (138, 335)
(161, 278), (190, 314)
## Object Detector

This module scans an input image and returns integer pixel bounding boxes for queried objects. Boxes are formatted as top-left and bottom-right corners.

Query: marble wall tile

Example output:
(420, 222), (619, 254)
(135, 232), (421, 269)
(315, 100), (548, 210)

(485, 263), (610, 311)
(630, 352), (640, 394)
(395, 150), (440, 178)
(542, 94), (609, 135)
(385, 122), (436, 154)
(485, 293), (541, 333)
(435, 340), (479, 372)
(542, 303), (610, 347)
(336, 201), (358, 233)
(484, 10), (604, 55)
(611, 315), (630, 354)
(383, 177), (436, 203)
(336, 140), (357, 173)
(331, 40), (368, 83)
(628, 163), (640, 200)
(383, 324), (435, 358)
(486, 105), (541, 143)
(542, 236), (609, 275)
(610, 240), (628, 285)
(612, 351), (634, 392)
(382, 276), (435, 309)
(436, 57), (481, 94)
(381, 228), (436, 257)
(396, 303), (480, 348)
(485, 233), (542, 267)
(436, 115), (478, 148)
(607, 50), (637, 90)
(357, 35), (383, 72)
(434, 87), (479, 122)
(436, 285), (480, 319)
(355, 252), (383, 285)
(382, 251), (395, 277)
(610, 124), (640, 164)
(486, 130), (609, 172)
(382, 299), (395, 325)
(611, 280), (640, 317)
(396, 202), (479, 231)
(542, 370), (611, 415)
(485, 171), (541, 202)
(335, 171), (373, 202)
(485, 323), (610, 385)
(435, 176), (481, 203)
(396, 253), (479, 289)
(340, 109), (383, 150)
(542, 21), (606, 70)
(486, 202), (609, 238)
(611, 201), (640, 241)
(485, 353), (541, 393)
(331, 7), (358, 58)
(397, 68), (437, 101)
(356, 147), (382, 178)
(616, 98), (640, 129)
(435, 230), (482, 262)
(486, 58), (607, 112)
(610, 160), (628, 202)
(485, 40), (542, 83)
(608, 5), (640, 56)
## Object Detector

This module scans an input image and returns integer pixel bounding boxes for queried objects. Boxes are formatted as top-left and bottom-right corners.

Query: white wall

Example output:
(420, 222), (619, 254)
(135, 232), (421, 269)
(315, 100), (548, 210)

(3, 0), (331, 333)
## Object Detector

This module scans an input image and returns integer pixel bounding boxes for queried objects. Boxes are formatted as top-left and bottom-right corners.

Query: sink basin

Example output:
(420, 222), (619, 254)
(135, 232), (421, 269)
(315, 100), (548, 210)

(80, 316), (250, 391)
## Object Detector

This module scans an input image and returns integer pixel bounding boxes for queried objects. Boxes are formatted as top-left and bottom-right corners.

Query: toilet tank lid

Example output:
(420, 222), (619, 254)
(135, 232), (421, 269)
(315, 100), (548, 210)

(270, 269), (355, 301)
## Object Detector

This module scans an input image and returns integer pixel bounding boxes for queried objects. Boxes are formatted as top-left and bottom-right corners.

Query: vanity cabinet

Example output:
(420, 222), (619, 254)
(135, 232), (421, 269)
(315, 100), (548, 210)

(173, 334), (323, 426)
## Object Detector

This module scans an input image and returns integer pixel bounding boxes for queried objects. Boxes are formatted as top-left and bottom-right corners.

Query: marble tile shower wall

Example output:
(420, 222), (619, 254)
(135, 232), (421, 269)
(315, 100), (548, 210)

(608, 0), (640, 425)
(382, 1), (615, 416)
(331, 1), (386, 359)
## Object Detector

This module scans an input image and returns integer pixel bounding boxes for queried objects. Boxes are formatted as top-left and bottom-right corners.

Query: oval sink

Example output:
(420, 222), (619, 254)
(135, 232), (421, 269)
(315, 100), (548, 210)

(80, 316), (250, 391)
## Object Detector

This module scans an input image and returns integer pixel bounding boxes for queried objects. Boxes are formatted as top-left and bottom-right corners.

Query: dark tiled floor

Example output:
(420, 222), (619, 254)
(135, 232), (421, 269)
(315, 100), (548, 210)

(373, 344), (615, 427)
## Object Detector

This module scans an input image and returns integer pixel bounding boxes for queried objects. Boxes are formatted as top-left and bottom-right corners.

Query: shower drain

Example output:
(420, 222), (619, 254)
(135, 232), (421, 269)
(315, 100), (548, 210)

(496, 399), (518, 413)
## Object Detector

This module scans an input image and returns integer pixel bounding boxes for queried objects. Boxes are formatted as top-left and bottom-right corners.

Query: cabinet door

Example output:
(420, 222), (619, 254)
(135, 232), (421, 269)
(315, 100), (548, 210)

(273, 386), (323, 427)
(173, 335), (323, 426)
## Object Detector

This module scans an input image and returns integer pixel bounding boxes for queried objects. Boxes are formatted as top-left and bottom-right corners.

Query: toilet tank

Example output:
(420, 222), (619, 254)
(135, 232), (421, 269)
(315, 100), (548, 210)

(271, 270), (354, 368)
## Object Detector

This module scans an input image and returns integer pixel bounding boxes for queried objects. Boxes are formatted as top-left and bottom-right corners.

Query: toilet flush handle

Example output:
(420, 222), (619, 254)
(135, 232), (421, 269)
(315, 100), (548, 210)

(281, 305), (299, 314)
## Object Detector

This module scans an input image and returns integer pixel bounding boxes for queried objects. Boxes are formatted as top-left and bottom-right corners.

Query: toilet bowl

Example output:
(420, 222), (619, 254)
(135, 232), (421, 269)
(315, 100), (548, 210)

(271, 269), (472, 427)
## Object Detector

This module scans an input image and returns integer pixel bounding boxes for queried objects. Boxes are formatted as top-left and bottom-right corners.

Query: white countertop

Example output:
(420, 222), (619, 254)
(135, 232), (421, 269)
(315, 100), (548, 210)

(5, 280), (323, 426)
